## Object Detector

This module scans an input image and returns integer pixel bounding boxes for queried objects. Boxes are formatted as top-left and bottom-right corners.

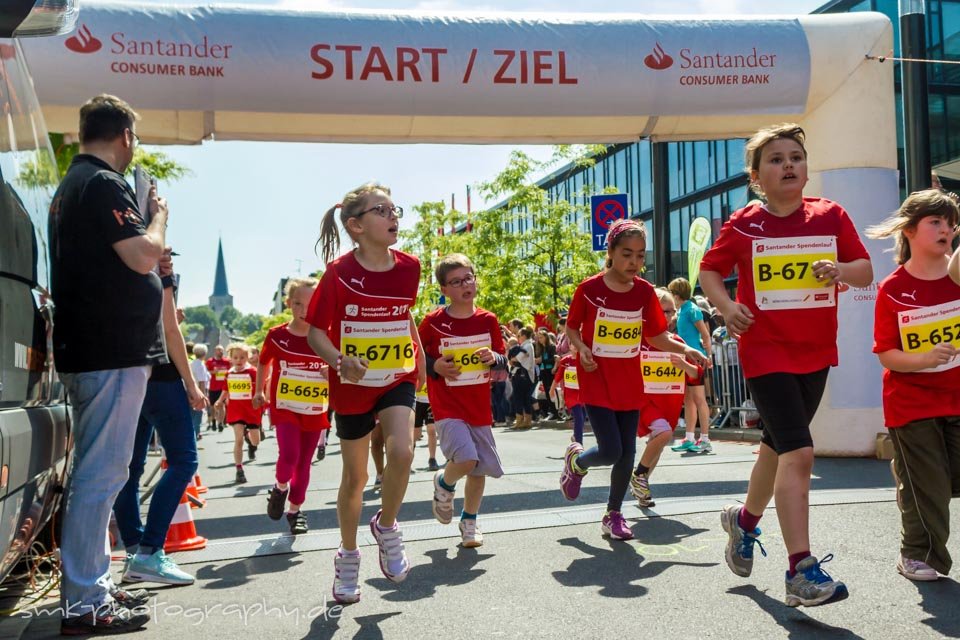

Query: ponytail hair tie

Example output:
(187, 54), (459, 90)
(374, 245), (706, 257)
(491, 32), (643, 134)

(334, 203), (343, 210)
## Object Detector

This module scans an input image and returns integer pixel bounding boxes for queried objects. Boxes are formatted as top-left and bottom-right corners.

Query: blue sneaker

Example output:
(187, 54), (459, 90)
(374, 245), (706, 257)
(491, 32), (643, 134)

(671, 439), (702, 453)
(785, 554), (849, 607)
(720, 504), (766, 577)
(122, 549), (195, 586)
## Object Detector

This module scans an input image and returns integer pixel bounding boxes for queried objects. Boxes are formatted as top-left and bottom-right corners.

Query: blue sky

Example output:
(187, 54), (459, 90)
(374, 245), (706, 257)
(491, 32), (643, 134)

(129, 0), (825, 314)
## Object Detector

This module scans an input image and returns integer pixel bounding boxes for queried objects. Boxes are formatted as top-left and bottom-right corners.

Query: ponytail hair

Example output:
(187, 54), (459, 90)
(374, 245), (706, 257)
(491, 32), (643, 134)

(315, 182), (392, 264)
(866, 188), (959, 265)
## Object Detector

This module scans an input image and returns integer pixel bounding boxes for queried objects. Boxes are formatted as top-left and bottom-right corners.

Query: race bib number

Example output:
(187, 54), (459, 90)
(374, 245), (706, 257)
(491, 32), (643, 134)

(640, 352), (686, 395)
(592, 307), (642, 358)
(276, 364), (329, 414)
(441, 333), (492, 387)
(341, 320), (415, 387)
(227, 375), (252, 400)
(563, 366), (579, 390)
(897, 300), (960, 373)
(215, 369), (227, 381)
(752, 236), (837, 311)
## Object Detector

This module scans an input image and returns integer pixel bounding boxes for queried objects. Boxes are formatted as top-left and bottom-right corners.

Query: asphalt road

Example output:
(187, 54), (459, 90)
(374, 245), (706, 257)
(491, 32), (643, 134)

(4, 419), (959, 639)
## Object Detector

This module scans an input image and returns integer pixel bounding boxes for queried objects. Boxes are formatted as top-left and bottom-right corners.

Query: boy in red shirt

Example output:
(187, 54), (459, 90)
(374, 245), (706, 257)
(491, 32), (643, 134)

(214, 343), (261, 484)
(419, 254), (507, 548)
(205, 344), (230, 432)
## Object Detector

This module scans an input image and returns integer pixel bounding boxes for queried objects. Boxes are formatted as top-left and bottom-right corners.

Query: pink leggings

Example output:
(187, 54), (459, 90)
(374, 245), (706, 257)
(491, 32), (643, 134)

(275, 421), (324, 506)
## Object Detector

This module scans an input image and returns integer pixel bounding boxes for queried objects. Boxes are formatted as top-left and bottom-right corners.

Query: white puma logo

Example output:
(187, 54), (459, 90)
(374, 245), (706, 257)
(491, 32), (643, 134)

(596, 296), (607, 306)
(350, 277), (365, 288)
(440, 322), (453, 330)
(278, 339), (289, 347)
(902, 290), (917, 301)
(749, 221), (766, 231)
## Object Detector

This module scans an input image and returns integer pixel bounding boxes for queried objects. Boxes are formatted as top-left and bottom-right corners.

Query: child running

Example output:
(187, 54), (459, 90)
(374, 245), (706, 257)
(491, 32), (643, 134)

(205, 344), (230, 432)
(631, 288), (702, 508)
(550, 345), (585, 444)
(699, 123), (873, 607)
(307, 182), (425, 604)
(559, 219), (709, 540)
(256, 277), (331, 536)
(867, 189), (960, 581)
(419, 254), (507, 548)
(667, 277), (714, 453)
(215, 343), (261, 484)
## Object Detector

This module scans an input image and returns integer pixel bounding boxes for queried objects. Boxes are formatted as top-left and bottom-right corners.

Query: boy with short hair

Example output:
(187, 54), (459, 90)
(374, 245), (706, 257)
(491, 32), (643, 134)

(418, 254), (508, 547)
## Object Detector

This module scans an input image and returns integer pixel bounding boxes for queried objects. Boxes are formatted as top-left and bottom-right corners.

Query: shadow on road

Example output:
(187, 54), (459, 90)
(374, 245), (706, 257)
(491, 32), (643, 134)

(915, 577), (960, 637)
(195, 553), (304, 589)
(365, 546), (493, 602)
(727, 585), (864, 639)
(552, 536), (715, 598)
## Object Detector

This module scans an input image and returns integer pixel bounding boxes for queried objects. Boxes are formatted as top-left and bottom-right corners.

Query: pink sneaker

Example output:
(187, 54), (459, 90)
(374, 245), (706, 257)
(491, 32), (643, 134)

(601, 510), (634, 540)
(559, 442), (586, 500)
(369, 510), (411, 583)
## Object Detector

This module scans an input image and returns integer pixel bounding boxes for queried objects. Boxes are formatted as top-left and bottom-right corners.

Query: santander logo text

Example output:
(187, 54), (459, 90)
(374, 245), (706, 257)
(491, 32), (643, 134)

(644, 42), (673, 70)
(65, 24), (102, 53)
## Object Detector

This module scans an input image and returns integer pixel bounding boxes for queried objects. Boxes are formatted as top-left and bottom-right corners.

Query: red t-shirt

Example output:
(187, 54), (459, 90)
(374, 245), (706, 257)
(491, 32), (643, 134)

(566, 272), (668, 411)
(873, 266), (960, 428)
(306, 249), (421, 415)
(553, 354), (581, 408)
(419, 307), (505, 427)
(699, 198), (870, 379)
(206, 357), (230, 391)
(259, 323), (331, 432)
(224, 365), (261, 425)
(638, 334), (693, 432)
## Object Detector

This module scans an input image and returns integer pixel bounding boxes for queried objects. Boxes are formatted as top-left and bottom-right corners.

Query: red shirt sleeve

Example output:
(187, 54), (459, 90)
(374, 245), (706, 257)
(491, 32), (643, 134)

(835, 205), (871, 263)
(259, 329), (277, 367)
(417, 314), (440, 360)
(307, 265), (338, 333)
(567, 282), (588, 333)
(873, 286), (900, 353)
(700, 215), (740, 278)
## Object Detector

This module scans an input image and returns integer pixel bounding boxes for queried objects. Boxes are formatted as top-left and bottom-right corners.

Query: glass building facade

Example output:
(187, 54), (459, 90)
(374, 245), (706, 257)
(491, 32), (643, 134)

(501, 0), (960, 288)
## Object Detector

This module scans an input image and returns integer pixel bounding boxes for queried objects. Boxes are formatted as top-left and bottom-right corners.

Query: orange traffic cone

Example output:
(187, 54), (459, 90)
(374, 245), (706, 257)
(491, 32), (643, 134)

(163, 490), (207, 552)
(185, 477), (206, 509)
(194, 472), (208, 494)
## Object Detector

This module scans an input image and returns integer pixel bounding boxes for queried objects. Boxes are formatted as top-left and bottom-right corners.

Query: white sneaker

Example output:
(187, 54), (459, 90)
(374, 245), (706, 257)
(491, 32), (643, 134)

(369, 510), (411, 583)
(332, 549), (361, 603)
(897, 555), (939, 581)
(432, 471), (454, 524)
(459, 519), (483, 548)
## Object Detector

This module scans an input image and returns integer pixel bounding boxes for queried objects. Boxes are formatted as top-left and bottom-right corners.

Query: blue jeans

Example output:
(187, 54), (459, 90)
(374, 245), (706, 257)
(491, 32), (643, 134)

(491, 381), (509, 423)
(191, 408), (203, 437)
(114, 379), (199, 553)
(60, 366), (150, 614)
(577, 406), (639, 512)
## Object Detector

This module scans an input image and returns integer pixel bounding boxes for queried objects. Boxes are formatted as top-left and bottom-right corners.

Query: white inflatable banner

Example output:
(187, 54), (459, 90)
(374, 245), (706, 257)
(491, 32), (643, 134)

(21, 3), (811, 118)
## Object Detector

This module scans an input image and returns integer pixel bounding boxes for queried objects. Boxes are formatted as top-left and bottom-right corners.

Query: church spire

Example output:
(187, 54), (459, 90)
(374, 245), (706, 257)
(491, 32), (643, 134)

(209, 237), (234, 315)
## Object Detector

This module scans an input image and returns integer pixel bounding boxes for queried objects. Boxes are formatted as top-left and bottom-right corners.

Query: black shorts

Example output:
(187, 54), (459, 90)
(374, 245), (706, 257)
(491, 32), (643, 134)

(208, 389), (223, 405)
(414, 401), (433, 429)
(746, 368), (828, 455)
(227, 420), (260, 431)
(335, 382), (416, 441)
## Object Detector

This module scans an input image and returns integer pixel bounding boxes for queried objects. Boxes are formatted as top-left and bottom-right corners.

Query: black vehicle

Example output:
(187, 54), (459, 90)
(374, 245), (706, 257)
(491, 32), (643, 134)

(0, 0), (78, 581)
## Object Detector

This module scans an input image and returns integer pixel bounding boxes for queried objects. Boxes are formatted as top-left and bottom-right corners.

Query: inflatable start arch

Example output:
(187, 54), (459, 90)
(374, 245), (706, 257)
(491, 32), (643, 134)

(22, 3), (899, 455)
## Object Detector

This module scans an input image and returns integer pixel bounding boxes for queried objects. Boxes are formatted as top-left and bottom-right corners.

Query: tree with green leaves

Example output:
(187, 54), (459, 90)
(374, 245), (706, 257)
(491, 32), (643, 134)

(184, 305), (220, 344)
(17, 133), (192, 188)
(245, 310), (293, 348)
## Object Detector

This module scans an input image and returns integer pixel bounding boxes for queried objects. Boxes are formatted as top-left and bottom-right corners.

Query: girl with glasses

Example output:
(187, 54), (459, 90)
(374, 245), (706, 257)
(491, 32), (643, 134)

(307, 182), (426, 604)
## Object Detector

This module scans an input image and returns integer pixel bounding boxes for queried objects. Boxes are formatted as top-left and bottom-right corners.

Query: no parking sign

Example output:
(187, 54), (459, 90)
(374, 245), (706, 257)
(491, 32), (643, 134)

(590, 193), (629, 251)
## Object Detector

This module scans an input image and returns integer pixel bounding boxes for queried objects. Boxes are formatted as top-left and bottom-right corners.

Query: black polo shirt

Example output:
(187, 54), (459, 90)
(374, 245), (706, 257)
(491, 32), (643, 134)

(49, 154), (165, 373)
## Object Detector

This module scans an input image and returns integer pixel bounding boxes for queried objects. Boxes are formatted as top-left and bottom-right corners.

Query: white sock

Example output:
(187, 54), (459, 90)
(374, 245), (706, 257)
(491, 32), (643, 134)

(685, 432), (696, 442)
(700, 435), (710, 442)
(339, 546), (360, 557)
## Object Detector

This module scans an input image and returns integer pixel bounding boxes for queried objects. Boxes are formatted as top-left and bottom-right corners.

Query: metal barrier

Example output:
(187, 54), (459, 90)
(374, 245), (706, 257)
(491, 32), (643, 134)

(706, 336), (758, 429)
